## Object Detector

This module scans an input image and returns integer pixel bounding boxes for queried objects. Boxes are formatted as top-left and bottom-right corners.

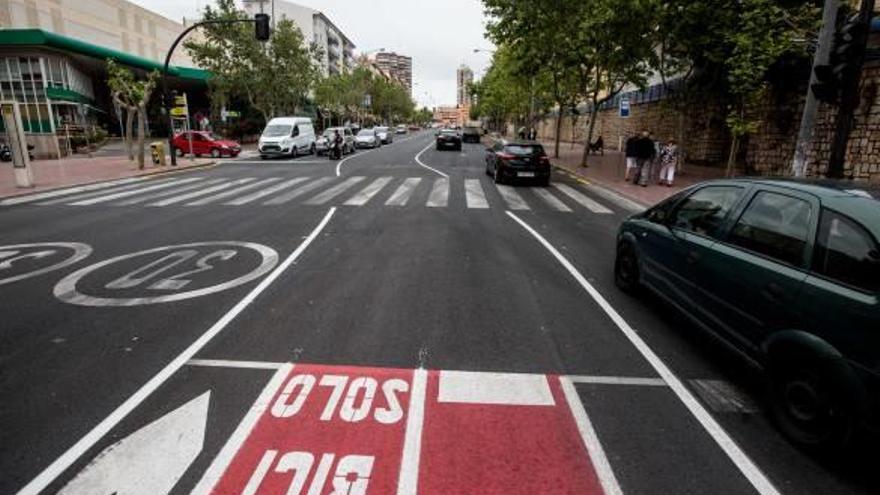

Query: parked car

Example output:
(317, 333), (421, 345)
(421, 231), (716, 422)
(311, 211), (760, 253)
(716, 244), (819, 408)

(435, 129), (462, 151)
(409, 125), (421, 131)
(258, 116), (316, 159)
(316, 127), (355, 155)
(462, 126), (481, 143)
(172, 131), (241, 158)
(614, 178), (880, 451)
(375, 126), (393, 144)
(355, 128), (382, 148)
(484, 139), (550, 186)
(395, 124), (408, 134)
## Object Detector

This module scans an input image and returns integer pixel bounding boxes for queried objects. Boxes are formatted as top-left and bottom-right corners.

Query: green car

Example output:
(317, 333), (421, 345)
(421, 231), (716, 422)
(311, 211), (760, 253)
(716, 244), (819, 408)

(615, 178), (879, 450)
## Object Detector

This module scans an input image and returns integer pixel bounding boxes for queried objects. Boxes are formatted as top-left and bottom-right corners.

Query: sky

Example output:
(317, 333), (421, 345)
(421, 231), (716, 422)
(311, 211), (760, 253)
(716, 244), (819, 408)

(131, 0), (496, 108)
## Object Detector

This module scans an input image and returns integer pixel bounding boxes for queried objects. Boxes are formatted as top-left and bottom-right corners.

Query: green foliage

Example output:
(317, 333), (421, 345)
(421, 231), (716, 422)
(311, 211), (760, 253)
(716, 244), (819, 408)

(106, 59), (160, 107)
(314, 66), (415, 124)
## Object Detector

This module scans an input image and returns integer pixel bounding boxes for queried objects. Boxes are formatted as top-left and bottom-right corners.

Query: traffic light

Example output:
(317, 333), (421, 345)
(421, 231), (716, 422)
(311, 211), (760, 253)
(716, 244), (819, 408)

(255, 13), (270, 41)
(811, 14), (868, 105)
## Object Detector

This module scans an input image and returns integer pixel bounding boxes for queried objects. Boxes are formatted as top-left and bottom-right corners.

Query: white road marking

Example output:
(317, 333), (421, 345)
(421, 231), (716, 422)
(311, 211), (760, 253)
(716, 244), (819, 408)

(59, 392), (210, 495)
(385, 178), (422, 206)
(414, 140), (449, 178)
(304, 176), (365, 204)
(39, 177), (180, 205)
(425, 178), (449, 207)
(116, 178), (227, 205)
(506, 211), (780, 495)
(344, 176), (393, 205)
(533, 188), (572, 211)
(68, 178), (203, 205)
(1, 177), (150, 206)
(191, 364), (294, 495)
(396, 368), (427, 495)
(560, 377), (623, 495)
(336, 146), (380, 176)
(583, 182), (646, 212)
(187, 358), (285, 370)
(495, 184), (530, 210)
(553, 184), (612, 213)
(438, 370), (555, 406)
(567, 375), (667, 386)
(186, 178), (281, 205)
(17, 208), (336, 495)
(0, 242), (92, 286)
(224, 177), (309, 205)
(148, 178), (256, 206)
(464, 179), (489, 209)
(690, 379), (759, 414)
(264, 177), (335, 205)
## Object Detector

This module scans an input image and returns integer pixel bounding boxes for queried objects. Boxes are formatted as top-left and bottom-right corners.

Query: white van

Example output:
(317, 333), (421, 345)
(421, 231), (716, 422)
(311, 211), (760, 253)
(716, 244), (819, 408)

(258, 117), (316, 159)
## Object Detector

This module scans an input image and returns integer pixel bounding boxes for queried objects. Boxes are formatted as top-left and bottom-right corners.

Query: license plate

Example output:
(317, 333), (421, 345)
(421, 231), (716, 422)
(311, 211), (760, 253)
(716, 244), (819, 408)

(517, 171), (535, 177)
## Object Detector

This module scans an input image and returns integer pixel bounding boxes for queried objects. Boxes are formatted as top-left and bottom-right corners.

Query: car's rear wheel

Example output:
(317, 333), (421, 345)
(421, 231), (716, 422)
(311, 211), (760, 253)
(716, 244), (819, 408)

(175, 147), (183, 157)
(210, 148), (221, 158)
(614, 242), (640, 293)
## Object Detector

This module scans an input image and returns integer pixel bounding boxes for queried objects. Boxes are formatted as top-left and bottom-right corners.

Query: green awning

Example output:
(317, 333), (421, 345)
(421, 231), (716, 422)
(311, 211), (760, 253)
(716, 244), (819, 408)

(0, 28), (211, 81)
(45, 86), (90, 103)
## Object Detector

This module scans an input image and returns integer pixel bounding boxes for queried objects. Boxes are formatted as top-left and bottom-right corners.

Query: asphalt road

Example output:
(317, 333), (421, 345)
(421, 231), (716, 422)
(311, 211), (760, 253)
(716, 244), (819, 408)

(0, 130), (875, 494)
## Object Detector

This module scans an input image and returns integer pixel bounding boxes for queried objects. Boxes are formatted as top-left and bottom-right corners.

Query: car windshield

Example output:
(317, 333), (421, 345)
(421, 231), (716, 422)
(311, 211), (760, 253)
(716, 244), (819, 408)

(323, 129), (342, 137)
(262, 124), (291, 137)
(464, 127), (479, 133)
(357, 130), (374, 136)
(375, 127), (389, 132)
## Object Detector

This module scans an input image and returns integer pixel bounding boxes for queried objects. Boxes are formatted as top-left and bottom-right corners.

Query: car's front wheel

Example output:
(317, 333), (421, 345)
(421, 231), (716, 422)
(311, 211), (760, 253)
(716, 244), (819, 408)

(210, 148), (221, 158)
(614, 242), (640, 293)
(175, 147), (183, 157)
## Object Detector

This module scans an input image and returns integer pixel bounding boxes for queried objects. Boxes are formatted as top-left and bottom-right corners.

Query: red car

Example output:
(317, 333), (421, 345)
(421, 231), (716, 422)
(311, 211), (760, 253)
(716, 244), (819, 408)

(172, 131), (241, 158)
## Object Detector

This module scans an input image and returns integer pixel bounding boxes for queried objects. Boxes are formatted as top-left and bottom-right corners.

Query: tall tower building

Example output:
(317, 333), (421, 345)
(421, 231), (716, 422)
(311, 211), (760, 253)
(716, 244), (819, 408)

(374, 52), (413, 92)
(457, 64), (474, 107)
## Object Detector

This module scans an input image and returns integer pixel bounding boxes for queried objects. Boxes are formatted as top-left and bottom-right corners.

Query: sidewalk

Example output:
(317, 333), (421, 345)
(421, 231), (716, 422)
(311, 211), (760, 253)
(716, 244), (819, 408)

(541, 140), (727, 207)
(0, 154), (215, 199)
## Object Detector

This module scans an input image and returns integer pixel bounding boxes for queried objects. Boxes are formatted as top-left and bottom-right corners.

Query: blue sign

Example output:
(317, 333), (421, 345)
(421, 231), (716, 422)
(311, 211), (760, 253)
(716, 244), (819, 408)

(619, 98), (630, 118)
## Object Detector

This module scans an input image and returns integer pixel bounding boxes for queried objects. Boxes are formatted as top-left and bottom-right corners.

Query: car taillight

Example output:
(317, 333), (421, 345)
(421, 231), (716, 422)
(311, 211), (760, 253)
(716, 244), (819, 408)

(496, 152), (515, 160)
(540, 156), (550, 164)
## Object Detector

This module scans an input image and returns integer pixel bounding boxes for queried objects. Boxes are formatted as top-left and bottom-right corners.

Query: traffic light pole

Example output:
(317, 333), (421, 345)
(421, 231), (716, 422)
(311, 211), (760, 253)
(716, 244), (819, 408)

(827, 0), (875, 178)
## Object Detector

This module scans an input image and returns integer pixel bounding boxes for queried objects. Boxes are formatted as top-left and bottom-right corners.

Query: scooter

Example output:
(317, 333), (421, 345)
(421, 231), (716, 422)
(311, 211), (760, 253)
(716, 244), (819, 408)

(0, 143), (11, 162)
(328, 141), (343, 160)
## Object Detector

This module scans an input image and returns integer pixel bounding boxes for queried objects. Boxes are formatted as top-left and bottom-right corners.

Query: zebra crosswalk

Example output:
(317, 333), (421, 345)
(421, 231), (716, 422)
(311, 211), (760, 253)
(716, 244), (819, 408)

(3, 175), (619, 214)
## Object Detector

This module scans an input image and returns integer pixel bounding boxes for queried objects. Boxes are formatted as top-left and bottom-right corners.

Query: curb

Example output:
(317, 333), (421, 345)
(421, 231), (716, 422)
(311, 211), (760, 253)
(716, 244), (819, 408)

(552, 164), (648, 212)
(0, 160), (217, 201)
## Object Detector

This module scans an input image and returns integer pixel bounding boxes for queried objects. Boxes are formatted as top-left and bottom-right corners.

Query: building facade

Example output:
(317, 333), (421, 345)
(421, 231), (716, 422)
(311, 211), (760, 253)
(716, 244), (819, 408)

(241, 0), (355, 76)
(434, 106), (460, 126)
(456, 64), (472, 107)
(374, 51), (412, 92)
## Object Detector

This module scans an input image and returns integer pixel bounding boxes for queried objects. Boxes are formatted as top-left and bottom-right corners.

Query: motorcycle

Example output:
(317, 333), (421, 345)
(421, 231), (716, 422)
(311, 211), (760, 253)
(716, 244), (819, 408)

(0, 143), (10, 162)
(328, 140), (343, 160)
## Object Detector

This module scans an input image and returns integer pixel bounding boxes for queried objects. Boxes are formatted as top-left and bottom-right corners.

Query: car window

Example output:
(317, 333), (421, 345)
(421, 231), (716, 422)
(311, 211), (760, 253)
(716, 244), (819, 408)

(357, 130), (373, 136)
(263, 124), (291, 137)
(669, 186), (744, 237)
(644, 191), (687, 224)
(492, 141), (503, 151)
(505, 145), (544, 156)
(812, 209), (880, 292)
(292, 125), (300, 137)
(727, 191), (813, 266)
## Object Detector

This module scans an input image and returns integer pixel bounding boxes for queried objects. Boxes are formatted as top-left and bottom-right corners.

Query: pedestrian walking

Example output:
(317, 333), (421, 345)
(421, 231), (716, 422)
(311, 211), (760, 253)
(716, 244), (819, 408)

(527, 127), (537, 140)
(658, 139), (680, 187)
(624, 133), (638, 181)
(518, 126), (527, 140)
(632, 131), (656, 187)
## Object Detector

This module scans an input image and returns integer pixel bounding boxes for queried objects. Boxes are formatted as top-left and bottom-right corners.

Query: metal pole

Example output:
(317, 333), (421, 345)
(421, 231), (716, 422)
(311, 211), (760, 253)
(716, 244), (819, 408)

(791, 0), (839, 177)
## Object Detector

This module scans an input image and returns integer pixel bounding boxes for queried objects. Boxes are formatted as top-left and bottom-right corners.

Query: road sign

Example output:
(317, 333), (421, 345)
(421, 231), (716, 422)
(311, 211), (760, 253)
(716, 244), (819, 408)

(619, 98), (630, 118)
(172, 93), (189, 118)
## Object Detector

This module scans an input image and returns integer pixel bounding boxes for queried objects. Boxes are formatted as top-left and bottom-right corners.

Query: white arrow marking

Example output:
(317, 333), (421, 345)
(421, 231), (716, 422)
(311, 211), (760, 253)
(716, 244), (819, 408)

(59, 391), (210, 495)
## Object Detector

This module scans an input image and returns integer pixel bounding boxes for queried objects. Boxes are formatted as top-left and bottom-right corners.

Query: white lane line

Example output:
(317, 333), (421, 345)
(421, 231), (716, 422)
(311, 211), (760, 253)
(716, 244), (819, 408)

(335, 146), (380, 177)
(495, 184), (530, 210)
(506, 211), (780, 495)
(117, 178), (227, 205)
(264, 177), (335, 205)
(553, 184), (613, 214)
(148, 178), (256, 206)
(567, 375), (667, 386)
(39, 177), (180, 205)
(344, 176), (393, 206)
(533, 188), (572, 212)
(191, 363), (294, 495)
(438, 370), (554, 406)
(186, 177), (281, 205)
(385, 178), (422, 206)
(464, 179), (489, 209)
(581, 183), (645, 212)
(16, 209), (336, 495)
(304, 176), (365, 205)
(1, 177), (149, 206)
(425, 178), (449, 207)
(69, 178), (203, 205)
(396, 368), (427, 495)
(225, 177), (309, 205)
(187, 358), (285, 370)
(414, 140), (449, 178)
(560, 376), (623, 495)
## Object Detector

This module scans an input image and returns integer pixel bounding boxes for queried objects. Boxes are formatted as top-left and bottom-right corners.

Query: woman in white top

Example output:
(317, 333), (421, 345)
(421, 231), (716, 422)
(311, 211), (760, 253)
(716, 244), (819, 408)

(658, 139), (680, 187)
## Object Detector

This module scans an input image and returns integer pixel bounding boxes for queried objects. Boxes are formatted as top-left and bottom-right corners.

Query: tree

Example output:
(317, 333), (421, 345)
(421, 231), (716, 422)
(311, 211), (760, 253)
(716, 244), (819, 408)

(107, 59), (159, 169)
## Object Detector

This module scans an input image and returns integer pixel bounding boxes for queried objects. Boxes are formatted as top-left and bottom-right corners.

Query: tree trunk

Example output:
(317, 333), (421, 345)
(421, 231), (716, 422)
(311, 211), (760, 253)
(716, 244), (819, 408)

(580, 95), (600, 167)
(137, 105), (146, 170)
(726, 134), (739, 178)
(553, 108), (563, 158)
(125, 109), (135, 161)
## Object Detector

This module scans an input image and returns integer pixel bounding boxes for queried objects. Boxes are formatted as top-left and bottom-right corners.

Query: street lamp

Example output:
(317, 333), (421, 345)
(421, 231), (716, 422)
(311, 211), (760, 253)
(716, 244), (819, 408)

(473, 48), (496, 55)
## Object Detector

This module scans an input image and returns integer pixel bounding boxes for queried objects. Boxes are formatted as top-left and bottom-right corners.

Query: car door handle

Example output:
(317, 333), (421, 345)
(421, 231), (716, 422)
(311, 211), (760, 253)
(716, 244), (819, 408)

(761, 282), (784, 301)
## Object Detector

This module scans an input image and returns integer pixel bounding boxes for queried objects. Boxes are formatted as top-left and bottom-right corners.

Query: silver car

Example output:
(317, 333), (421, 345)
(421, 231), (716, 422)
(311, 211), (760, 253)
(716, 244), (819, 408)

(375, 126), (393, 144)
(355, 128), (381, 148)
(316, 127), (355, 155)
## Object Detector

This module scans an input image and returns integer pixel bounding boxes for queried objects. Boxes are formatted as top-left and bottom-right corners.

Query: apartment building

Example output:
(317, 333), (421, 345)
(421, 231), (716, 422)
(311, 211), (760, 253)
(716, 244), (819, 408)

(374, 51), (412, 92)
(457, 64), (473, 107)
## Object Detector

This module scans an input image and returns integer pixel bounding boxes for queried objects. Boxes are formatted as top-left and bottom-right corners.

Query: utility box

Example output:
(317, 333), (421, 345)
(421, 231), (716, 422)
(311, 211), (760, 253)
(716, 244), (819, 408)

(150, 141), (166, 166)
(1, 101), (34, 188)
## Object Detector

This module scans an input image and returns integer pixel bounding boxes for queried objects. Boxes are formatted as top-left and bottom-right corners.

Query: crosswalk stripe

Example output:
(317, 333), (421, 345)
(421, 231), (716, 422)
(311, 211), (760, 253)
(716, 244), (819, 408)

(464, 179), (489, 209)
(1, 177), (149, 206)
(69, 178), (203, 205)
(553, 184), (612, 213)
(263, 177), (336, 205)
(304, 176), (365, 205)
(533, 188), (572, 212)
(426, 178), (449, 207)
(344, 177), (392, 206)
(39, 177), (180, 205)
(225, 177), (309, 205)
(385, 178), (422, 206)
(185, 178), (282, 205)
(148, 178), (256, 206)
(116, 178), (228, 205)
(495, 185), (530, 210)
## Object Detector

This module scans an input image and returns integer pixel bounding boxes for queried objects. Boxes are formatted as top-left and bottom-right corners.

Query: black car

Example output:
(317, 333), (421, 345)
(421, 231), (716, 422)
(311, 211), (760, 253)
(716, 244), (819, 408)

(462, 126), (481, 143)
(435, 129), (462, 151)
(484, 140), (551, 186)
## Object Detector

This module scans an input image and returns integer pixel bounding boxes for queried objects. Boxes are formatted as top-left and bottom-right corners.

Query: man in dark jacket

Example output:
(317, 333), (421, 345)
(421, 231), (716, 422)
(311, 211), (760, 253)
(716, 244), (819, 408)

(632, 131), (656, 187)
